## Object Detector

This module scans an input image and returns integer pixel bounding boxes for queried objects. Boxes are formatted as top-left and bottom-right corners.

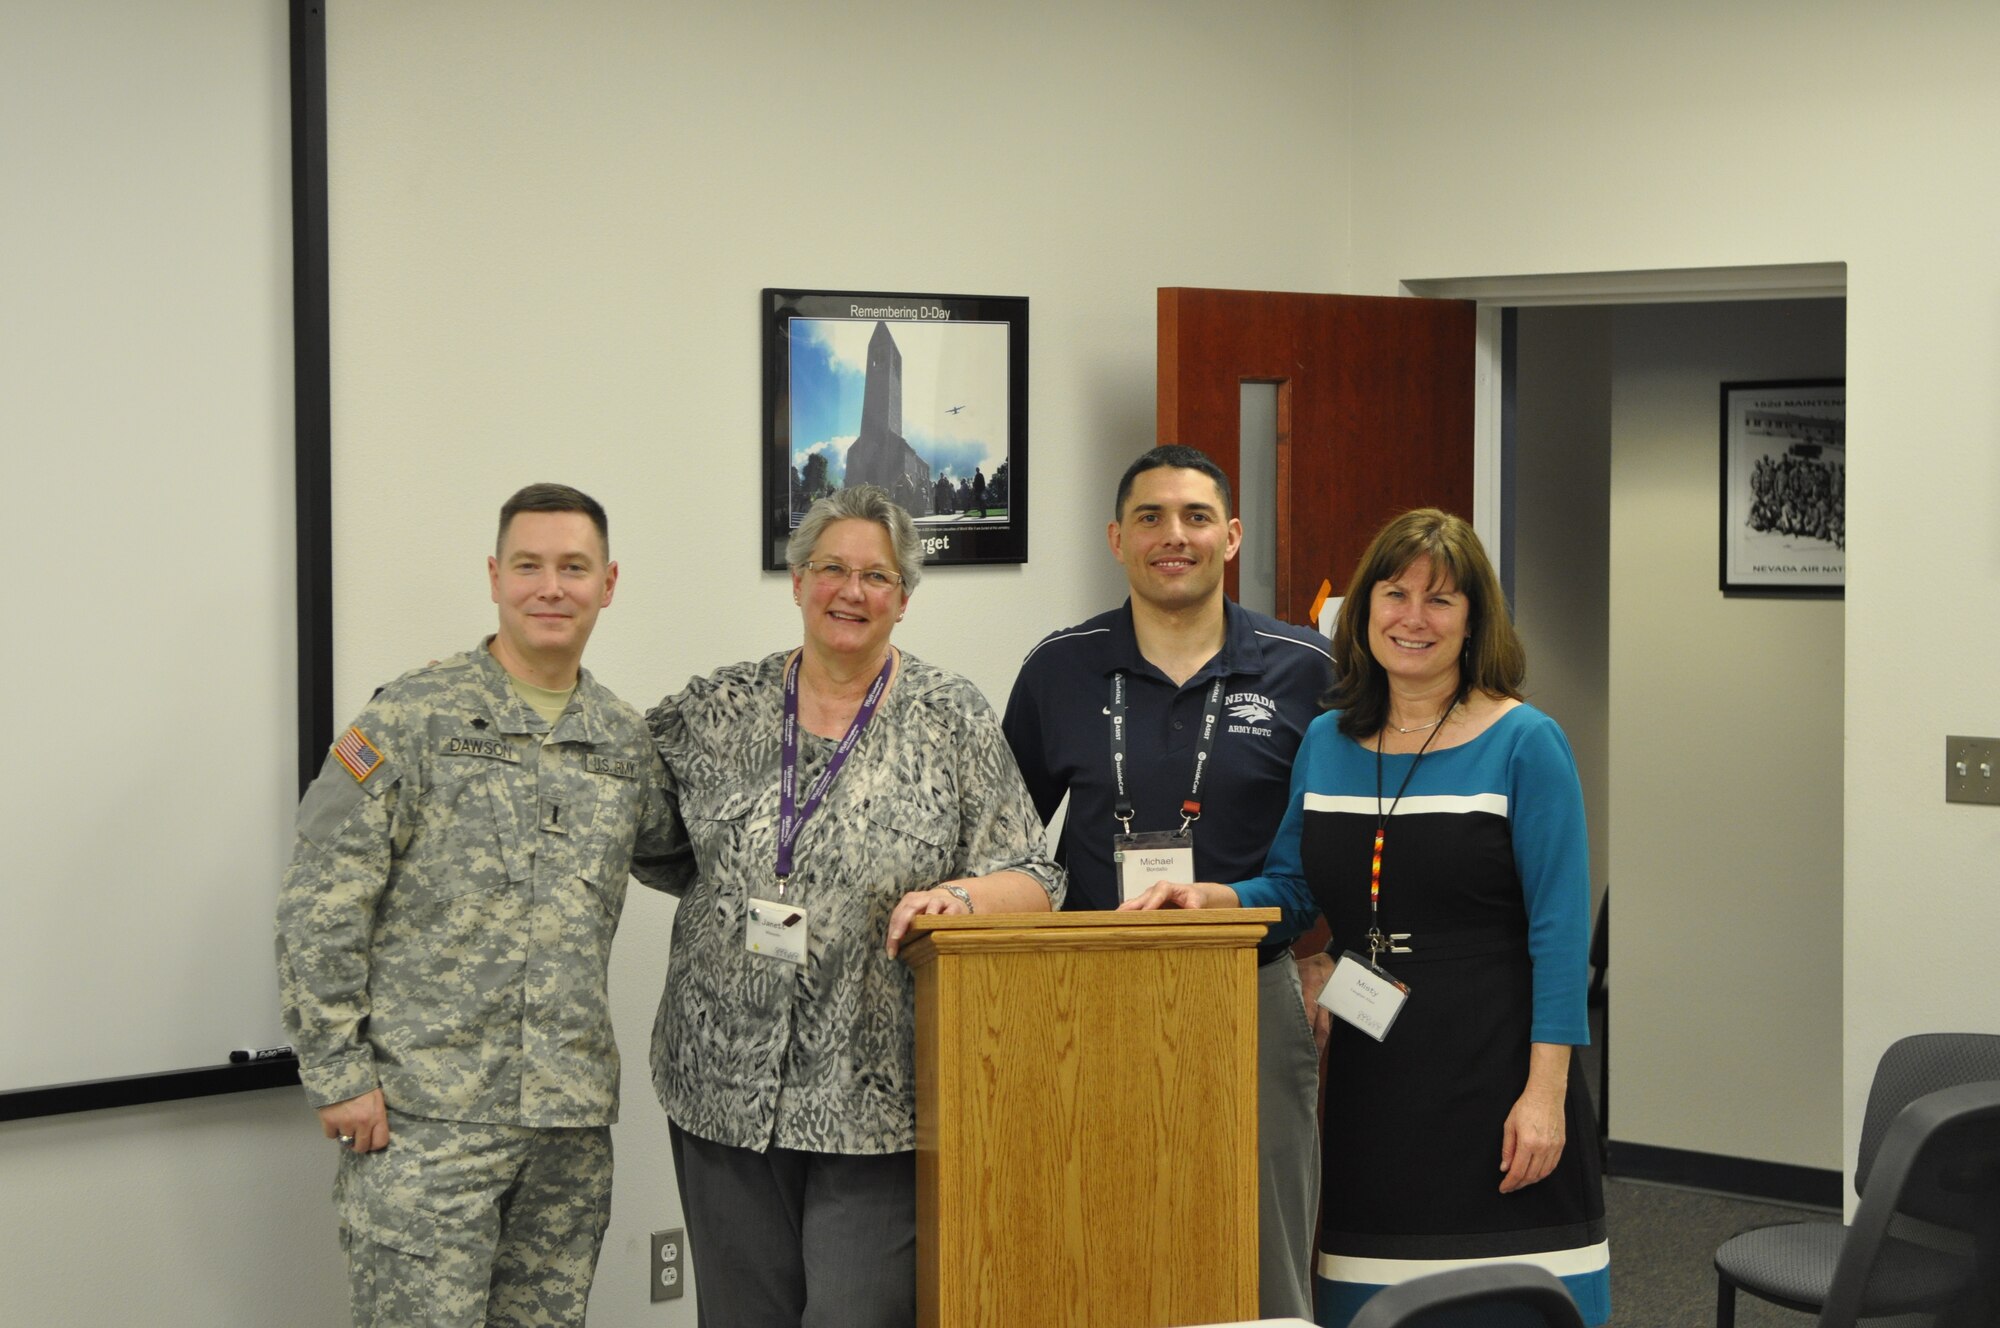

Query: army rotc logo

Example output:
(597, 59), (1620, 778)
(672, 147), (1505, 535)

(1224, 692), (1277, 738)
(332, 726), (384, 782)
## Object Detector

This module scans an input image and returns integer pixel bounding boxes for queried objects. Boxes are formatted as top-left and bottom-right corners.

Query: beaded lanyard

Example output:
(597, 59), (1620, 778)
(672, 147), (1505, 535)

(1368, 710), (1449, 960)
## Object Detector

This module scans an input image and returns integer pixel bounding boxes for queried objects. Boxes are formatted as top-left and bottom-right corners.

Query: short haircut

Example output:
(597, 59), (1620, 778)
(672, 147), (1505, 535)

(1326, 507), (1525, 739)
(497, 483), (609, 558)
(1113, 445), (1234, 521)
(785, 484), (924, 593)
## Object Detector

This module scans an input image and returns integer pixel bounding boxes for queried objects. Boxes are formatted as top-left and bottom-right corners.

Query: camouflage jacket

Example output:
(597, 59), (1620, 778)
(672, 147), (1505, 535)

(277, 641), (689, 1127)
(642, 650), (1063, 1154)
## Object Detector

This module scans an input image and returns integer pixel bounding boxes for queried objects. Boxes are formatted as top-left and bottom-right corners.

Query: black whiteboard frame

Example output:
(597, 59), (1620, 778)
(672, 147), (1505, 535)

(0, 0), (329, 1123)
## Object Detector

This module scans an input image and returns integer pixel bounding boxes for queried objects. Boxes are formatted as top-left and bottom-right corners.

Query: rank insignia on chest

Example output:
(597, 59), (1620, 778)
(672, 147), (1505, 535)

(332, 726), (384, 783)
(587, 754), (639, 780)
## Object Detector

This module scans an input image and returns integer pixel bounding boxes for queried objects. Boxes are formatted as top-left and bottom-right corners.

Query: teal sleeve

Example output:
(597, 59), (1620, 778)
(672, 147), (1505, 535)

(1511, 715), (1593, 1045)
(1228, 720), (1322, 938)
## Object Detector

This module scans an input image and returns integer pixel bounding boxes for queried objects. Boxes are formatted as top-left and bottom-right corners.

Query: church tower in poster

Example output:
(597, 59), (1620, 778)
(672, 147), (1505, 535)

(845, 321), (933, 515)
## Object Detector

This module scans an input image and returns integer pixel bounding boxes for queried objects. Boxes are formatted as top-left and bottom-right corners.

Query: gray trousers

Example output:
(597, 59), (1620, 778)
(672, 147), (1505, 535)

(670, 1121), (916, 1328)
(1259, 952), (1323, 1320)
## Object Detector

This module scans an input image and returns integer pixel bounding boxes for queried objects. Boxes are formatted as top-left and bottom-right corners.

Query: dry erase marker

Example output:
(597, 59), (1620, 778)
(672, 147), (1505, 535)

(230, 1045), (295, 1064)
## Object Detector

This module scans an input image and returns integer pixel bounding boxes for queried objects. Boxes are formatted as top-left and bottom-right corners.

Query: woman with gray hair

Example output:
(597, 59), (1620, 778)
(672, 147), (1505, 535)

(641, 484), (1062, 1327)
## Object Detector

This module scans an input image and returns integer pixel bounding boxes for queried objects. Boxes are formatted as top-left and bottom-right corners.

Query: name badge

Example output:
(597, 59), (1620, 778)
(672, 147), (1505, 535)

(437, 734), (520, 762)
(745, 898), (809, 965)
(1113, 830), (1195, 903)
(586, 753), (639, 779)
(1318, 950), (1413, 1042)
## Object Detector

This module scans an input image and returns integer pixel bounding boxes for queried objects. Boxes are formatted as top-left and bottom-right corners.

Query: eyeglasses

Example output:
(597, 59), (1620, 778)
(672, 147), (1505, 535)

(799, 559), (904, 593)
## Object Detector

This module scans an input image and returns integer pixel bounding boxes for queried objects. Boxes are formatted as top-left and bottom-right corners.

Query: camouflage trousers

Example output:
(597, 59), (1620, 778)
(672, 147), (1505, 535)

(335, 1111), (612, 1328)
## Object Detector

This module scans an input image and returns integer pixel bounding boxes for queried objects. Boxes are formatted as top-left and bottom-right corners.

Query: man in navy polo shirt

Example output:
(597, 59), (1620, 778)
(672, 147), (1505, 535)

(1002, 444), (1331, 1320)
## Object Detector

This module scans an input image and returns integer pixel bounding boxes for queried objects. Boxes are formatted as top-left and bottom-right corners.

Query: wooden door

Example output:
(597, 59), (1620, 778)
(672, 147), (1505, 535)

(1157, 288), (1476, 622)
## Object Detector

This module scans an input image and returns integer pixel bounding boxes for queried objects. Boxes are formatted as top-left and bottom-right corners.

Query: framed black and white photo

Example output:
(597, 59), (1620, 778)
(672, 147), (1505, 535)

(762, 288), (1029, 570)
(1719, 378), (1845, 597)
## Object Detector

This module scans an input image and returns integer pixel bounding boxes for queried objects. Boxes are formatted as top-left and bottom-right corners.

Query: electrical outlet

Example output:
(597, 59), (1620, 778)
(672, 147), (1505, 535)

(650, 1227), (685, 1302)
(1946, 736), (2000, 806)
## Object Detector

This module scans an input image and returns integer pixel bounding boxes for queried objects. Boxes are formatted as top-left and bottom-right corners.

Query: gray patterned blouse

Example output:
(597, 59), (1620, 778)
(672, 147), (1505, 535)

(641, 649), (1064, 1154)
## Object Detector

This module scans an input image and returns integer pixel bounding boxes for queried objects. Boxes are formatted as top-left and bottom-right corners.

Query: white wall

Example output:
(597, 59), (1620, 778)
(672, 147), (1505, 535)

(1347, 0), (2000, 1187)
(0, 1092), (350, 1327)
(1511, 306), (1614, 902)
(322, 0), (1357, 714)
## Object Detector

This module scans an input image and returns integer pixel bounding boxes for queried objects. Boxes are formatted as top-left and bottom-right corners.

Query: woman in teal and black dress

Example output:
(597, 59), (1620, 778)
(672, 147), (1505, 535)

(1124, 507), (1608, 1327)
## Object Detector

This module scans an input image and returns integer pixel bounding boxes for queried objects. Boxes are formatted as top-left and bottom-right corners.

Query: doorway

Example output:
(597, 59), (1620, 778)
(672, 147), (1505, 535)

(1503, 292), (1846, 1198)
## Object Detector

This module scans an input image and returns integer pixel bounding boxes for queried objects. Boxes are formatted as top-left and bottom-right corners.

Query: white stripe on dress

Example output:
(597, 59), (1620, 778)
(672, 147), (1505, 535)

(1318, 1239), (1610, 1284)
(1302, 791), (1509, 817)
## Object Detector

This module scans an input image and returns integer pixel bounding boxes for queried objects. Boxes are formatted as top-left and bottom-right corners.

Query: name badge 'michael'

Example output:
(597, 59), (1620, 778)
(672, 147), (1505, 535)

(439, 735), (519, 762)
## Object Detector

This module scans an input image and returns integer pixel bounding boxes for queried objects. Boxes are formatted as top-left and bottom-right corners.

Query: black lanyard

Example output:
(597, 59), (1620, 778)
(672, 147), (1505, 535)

(1108, 672), (1226, 835)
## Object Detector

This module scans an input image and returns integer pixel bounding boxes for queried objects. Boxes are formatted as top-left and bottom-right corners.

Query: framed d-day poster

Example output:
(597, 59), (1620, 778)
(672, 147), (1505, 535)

(1718, 378), (1845, 597)
(762, 288), (1030, 570)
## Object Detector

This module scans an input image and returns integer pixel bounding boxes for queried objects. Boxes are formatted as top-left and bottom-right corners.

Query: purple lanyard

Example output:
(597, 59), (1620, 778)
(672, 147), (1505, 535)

(776, 650), (893, 891)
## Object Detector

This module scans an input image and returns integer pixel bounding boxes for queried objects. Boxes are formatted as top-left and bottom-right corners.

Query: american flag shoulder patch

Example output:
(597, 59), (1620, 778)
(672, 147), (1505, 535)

(332, 726), (384, 783)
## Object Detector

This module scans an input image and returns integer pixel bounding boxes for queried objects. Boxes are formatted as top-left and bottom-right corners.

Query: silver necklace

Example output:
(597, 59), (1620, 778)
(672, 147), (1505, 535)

(1388, 703), (1455, 735)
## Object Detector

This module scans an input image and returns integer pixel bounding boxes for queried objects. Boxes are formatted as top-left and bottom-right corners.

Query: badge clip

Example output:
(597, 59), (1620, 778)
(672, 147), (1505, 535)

(1367, 928), (1412, 959)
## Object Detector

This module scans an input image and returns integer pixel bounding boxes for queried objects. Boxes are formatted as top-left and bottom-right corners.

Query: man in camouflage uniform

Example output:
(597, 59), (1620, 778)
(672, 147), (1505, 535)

(277, 483), (688, 1327)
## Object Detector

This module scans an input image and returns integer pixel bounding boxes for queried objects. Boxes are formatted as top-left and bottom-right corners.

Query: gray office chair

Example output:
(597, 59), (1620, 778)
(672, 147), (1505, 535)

(1818, 1076), (2000, 1327)
(1348, 1264), (1585, 1328)
(1713, 1032), (2000, 1327)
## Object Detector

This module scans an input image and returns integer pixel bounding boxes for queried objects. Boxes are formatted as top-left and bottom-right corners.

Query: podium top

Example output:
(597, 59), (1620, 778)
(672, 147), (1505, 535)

(899, 907), (1280, 965)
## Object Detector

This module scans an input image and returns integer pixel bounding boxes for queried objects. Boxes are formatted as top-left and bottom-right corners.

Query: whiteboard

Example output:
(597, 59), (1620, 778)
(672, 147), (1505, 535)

(0, 2), (298, 1095)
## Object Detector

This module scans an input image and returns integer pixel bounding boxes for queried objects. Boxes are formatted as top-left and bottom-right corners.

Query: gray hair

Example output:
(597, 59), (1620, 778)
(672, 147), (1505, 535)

(785, 484), (924, 593)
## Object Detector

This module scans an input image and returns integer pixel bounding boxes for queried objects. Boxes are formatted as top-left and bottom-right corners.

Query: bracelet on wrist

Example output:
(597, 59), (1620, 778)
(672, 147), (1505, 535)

(939, 884), (974, 913)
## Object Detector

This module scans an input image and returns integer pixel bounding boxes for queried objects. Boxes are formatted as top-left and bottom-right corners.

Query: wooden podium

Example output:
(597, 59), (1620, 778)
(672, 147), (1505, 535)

(901, 908), (1277, 1328)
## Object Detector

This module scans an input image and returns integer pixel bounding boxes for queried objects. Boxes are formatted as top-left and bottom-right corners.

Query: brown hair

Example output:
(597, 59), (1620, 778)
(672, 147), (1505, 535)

(497, 483), (609, 557)
(1326, 508), (1525, 739)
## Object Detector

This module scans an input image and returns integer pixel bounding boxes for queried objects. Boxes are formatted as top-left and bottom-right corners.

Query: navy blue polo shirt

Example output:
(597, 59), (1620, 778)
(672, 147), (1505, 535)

(1001, 599), (1331, 942)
